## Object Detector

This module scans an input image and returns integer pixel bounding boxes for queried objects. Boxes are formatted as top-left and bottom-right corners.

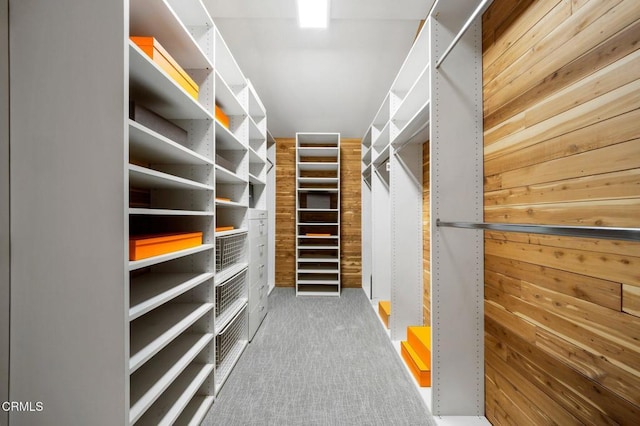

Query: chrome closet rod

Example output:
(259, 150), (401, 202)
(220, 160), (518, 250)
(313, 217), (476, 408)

(434, 0), (493, 69)
(436, 219), (640, 242)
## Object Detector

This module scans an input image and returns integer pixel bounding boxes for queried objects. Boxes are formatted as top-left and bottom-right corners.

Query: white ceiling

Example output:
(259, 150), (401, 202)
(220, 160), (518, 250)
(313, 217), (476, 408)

(203, 0), (434, 138)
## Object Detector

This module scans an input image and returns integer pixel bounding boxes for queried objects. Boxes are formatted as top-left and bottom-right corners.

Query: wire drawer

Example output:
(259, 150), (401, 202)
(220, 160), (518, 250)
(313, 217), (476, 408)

(215, 268), (247, 326)
(215, 232), (247, 272)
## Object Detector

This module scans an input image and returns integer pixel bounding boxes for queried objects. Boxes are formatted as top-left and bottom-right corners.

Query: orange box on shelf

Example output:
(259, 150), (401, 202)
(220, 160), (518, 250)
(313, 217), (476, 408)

(129, 232), (203, 261)
(216, 226), (235, 232)
(215, 197), (231, 202)
(130, 36), (199, 100)
(215, 105), (230, 129)
(306, 233), (331, 237)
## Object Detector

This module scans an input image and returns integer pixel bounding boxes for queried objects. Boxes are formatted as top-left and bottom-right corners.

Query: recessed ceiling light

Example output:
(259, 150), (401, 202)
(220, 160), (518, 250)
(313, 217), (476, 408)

(297, 0), (329, 29)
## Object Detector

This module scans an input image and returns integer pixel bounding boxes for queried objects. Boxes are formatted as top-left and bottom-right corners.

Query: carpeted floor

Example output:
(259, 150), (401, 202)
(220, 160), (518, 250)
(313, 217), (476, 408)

(202, 288), (434, 426)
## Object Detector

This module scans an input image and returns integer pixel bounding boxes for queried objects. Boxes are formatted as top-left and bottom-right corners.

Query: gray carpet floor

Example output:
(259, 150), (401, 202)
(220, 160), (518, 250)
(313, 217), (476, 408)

(202, 288), (434, 426)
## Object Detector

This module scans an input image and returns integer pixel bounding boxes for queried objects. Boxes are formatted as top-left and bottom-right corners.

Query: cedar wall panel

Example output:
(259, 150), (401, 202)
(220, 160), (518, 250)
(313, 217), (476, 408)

(483, 0), (640, 424)
(275, 137), (362, 288)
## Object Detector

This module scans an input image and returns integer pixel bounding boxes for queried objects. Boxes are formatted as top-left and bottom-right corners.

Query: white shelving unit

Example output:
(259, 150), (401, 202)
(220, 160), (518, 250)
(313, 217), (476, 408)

(295, 133), (341, 296)
(266, 132), (277, 294)
(360, 0), (486, 419)
(9, 0), (268, 423)
(128, 2), (217, 423)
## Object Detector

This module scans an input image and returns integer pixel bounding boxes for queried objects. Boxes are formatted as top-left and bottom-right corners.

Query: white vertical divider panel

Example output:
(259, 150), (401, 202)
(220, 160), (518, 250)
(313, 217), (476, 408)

(390, 143), (423, 341)
(266, 135), (276, 292)
(9, 0), (128, 424)
(0, 1), (9, 423)
(429, 5), (484, 415)
(361, 178), (372, 298)
(371, 165), (391, 301)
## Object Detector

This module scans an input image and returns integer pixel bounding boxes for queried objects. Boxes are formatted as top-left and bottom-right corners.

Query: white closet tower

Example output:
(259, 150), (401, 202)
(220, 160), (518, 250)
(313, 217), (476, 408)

(295, 133), (341, 296)
(9, 0), (268, 423)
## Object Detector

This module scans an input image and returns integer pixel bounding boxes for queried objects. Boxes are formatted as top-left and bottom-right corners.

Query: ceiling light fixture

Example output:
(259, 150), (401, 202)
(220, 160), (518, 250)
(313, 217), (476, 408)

(297, 0), (329, 29)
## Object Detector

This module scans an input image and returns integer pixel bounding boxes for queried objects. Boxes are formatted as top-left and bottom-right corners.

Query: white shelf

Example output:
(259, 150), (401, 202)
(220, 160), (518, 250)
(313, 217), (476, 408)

(392, 101), (431, 149)
(129, 244), (214, 271)
(174, 395), (215, 426)
(298, 147), (339, 157)
(297, 258), (339, 263)
(392, 65), (430, 123)
(136, 363), (214, 426)
(371, 93), (391, 127)
(215, 120), (246, 151)
(298, 208), (339, 212)
(166, 0), (214, 28)
(390, 21), (430, 96)
(295, 133), (340, 147)
(247, 79), (266, 123)
(298, 246), (337, 250)
(215, 199), (246, 209)
(297, 268), (339, 274)
(130, 0), (213, 70)
(215, 164), (247, 184)
(372, 122), (390, 149)
(248, 117), (263, 142)
(129, 333), (213, 424)
(362, 127), (372, 149)
(130, 302), (214, 373)
(298, 177), (338, 184)
(215, 71), (245, 116)
(214, 27), (246, 88)
(248, 146), (265, 164)
(249, 174), (266, 185)
(129, 120), (213, 166)
(362, 146), (372, 165)
(372, 144), (390, 166)
(297, 162), (339, 171)
(297, 188), (339, 193)
(129, 164), (214, 191)
(298, 234), (339, 238)
(297, 279), (340, 285)
(129, 43), (213, 121)
(129, 272), (215, 321)
(129, 208), (214, 217)
(215, 262), (249, 286)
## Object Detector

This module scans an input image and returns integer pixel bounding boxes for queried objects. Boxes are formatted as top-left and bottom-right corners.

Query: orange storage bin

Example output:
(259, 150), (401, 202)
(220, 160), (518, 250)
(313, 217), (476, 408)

(130, 36), (199, 100)
(129, 232), (203, 261)
(215, 105), (230, 129)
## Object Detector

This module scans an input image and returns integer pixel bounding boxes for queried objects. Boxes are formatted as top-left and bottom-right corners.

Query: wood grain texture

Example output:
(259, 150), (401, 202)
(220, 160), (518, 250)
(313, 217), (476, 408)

(423, 142), (430, 325)
(483, 0), (640, 422)
(274, 137), (362, 288)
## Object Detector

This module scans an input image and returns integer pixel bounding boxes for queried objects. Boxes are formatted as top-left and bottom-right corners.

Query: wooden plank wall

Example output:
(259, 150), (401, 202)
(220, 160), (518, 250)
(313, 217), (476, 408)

(482, 0), (640, 424)
(275, 137), (362, 288)
(423, 143), (430, 325)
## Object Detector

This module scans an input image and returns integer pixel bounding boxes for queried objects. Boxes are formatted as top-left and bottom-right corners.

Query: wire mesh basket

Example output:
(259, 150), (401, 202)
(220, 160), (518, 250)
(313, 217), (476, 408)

(215, 268), (247, 321)
(215, 232), (247, 272)
(215, 306), (248, 387)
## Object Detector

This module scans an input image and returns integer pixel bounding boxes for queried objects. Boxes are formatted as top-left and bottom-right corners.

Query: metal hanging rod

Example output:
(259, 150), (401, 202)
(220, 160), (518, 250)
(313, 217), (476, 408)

(436, 219), (640, 242)
(434, 0), (493, 69)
